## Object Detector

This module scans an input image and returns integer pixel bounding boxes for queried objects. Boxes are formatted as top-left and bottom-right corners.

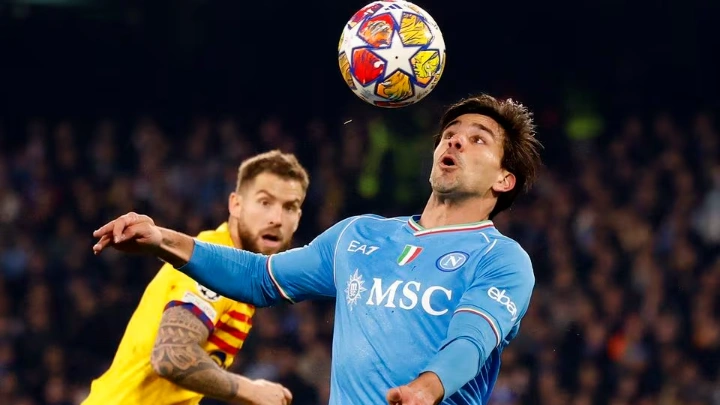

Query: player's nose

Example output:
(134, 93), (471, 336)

(446, 133), (465, 151)
(268, 205), (283, 225)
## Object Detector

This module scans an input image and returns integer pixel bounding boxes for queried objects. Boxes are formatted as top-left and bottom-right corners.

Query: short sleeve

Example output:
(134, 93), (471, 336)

(162, 264), (231, 332)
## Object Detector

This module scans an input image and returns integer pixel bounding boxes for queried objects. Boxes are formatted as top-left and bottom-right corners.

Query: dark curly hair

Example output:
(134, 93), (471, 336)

(435, 94), (543, 219)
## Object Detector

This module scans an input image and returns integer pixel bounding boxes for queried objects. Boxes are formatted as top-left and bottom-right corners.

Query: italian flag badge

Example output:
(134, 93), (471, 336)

(397, 244), (423, 266)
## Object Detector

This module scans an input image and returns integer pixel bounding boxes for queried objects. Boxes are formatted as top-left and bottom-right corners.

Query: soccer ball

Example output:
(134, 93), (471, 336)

(338, 1), (446, 108)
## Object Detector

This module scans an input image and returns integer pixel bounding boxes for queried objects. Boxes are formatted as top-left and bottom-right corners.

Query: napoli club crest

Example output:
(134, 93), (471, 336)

(436, 252), (469, 272)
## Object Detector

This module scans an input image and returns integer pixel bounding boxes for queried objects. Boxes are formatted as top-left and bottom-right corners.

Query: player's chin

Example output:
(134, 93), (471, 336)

(431, 177), (458, 192)
(432, 167), (458, 182)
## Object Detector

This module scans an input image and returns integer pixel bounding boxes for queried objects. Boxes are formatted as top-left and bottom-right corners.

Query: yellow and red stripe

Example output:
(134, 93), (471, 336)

(206, 309), (253, 356)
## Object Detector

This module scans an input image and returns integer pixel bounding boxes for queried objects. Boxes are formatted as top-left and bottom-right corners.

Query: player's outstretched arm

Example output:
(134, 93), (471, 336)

(151, 306), (292, 405)
(94, 212), (353, 305)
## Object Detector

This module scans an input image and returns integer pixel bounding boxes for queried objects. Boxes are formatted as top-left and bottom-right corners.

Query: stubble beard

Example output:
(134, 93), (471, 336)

(236, 217), (292, 255)
(430, 171), (475, 204)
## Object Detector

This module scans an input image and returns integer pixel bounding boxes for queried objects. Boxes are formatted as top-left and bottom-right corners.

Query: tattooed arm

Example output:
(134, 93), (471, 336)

(151, 306), (243, 400)
(151, 306), (292, 405)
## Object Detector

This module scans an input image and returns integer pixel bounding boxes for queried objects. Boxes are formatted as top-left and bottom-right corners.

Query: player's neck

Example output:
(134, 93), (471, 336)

(228, 217), (243, 249)
(419, 193), (493, 228)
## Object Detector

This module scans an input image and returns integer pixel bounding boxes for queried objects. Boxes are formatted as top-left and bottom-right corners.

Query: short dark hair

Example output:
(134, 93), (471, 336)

(435, 94), (542, 219)
(236, 150), (310, 193)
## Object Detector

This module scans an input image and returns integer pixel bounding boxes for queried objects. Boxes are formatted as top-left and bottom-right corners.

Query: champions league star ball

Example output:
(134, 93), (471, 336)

(338, 1), (446, 108)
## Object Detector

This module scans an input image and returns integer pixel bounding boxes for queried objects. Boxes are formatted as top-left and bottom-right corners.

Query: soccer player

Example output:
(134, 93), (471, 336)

(92, 94), (543, 405)
(83, 150), (307, 405)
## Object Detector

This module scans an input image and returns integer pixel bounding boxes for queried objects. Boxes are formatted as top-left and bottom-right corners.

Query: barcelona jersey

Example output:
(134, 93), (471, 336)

(82, 223), (254, 405)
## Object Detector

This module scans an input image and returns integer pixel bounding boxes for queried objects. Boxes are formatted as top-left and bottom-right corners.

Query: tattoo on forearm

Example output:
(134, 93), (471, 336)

(161, 236), (177, 248)
(160, 229), (181, 249)
(151, 306), (239, 400)
(157, 228), (194, 267)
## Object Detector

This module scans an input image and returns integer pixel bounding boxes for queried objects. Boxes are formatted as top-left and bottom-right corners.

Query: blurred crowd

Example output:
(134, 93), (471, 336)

(0, 103), (719, 405)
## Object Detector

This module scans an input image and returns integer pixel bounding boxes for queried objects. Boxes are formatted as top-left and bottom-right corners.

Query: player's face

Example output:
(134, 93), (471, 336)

(430, 113), (515, 200)
(229, 172), (304, 255)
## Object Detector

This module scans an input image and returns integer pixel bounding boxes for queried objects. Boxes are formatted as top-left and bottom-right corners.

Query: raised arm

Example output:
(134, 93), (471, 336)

(93, 212), (356, 306)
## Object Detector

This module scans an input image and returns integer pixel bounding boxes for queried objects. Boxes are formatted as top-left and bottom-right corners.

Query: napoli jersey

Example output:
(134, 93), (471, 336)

(182, 214), (535, 405)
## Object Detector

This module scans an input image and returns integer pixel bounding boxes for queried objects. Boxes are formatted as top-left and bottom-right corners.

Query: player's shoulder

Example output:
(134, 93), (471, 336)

(156, 264), (223, 299)
(196, 229), (216, 241)
(476, 227), (534, 276)
(331, 214), (408, 232)
(344, 213), (409, 226)
(483, 227), (527, 253)
(143, 267), (229, 324)
(195, 223), (234, 246)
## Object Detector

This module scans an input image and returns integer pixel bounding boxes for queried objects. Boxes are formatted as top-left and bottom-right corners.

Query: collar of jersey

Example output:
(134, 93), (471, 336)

(407, 215), (494, 236)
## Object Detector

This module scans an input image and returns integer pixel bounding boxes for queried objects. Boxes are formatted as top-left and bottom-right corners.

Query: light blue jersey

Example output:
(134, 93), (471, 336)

(180, 214), (535, 405)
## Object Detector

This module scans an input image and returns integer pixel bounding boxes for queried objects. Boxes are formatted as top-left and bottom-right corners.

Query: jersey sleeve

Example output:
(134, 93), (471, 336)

(423, 241), (535, 399)
(161, 264), (231, 333)
(453, 242), (535, 348)
(179, 217), (358, 306)
(267, 216), (358, 302)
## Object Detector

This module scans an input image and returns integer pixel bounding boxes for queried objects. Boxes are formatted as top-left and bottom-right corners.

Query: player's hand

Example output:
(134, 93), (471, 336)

(240, 378), (293, 405)
(386, 373), (444, 405)
(386, 386), (439, 405)
(92, 212), (162, 255)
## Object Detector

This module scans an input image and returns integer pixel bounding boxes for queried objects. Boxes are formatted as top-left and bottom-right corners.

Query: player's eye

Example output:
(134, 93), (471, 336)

(259, 199), (271, 206)
(470, 135), (485, 144)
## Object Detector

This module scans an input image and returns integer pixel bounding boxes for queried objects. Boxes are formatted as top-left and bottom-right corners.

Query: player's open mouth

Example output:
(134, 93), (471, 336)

(261, 234), (280, 243)
(440, 155), (457, 168)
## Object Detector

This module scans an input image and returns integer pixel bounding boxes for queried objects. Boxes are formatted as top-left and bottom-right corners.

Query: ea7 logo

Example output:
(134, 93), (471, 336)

(347, 240), (380, 255)
(487, 287), (518, 321)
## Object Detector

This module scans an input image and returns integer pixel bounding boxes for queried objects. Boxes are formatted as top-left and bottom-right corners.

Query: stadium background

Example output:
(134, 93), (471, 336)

(1, 0), (719, 404)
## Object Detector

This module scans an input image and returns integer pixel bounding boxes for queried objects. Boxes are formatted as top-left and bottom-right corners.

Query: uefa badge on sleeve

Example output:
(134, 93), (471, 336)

(197, 283), (221, 302)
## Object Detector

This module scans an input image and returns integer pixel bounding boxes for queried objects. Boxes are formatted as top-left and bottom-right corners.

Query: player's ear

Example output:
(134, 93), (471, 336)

(492, 170), (516, 194)
(229, 191), (243, 217)
(291, 209), (302, 233)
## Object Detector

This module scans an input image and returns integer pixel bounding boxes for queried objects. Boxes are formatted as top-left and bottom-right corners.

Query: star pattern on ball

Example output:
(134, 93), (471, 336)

(338, 2), (446, 107)
(371, 31), (422, 77)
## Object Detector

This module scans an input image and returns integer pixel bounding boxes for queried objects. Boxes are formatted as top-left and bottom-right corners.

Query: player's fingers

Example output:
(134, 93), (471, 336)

(282, 386), (293, 403)
(112, 216), (129, 243)
(386, 387), (402, 404)
(93, 219), (117, 238)
(113, 212), (148, 242)
(122, 223), (145, 241)
(93, 234), (112, 254)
